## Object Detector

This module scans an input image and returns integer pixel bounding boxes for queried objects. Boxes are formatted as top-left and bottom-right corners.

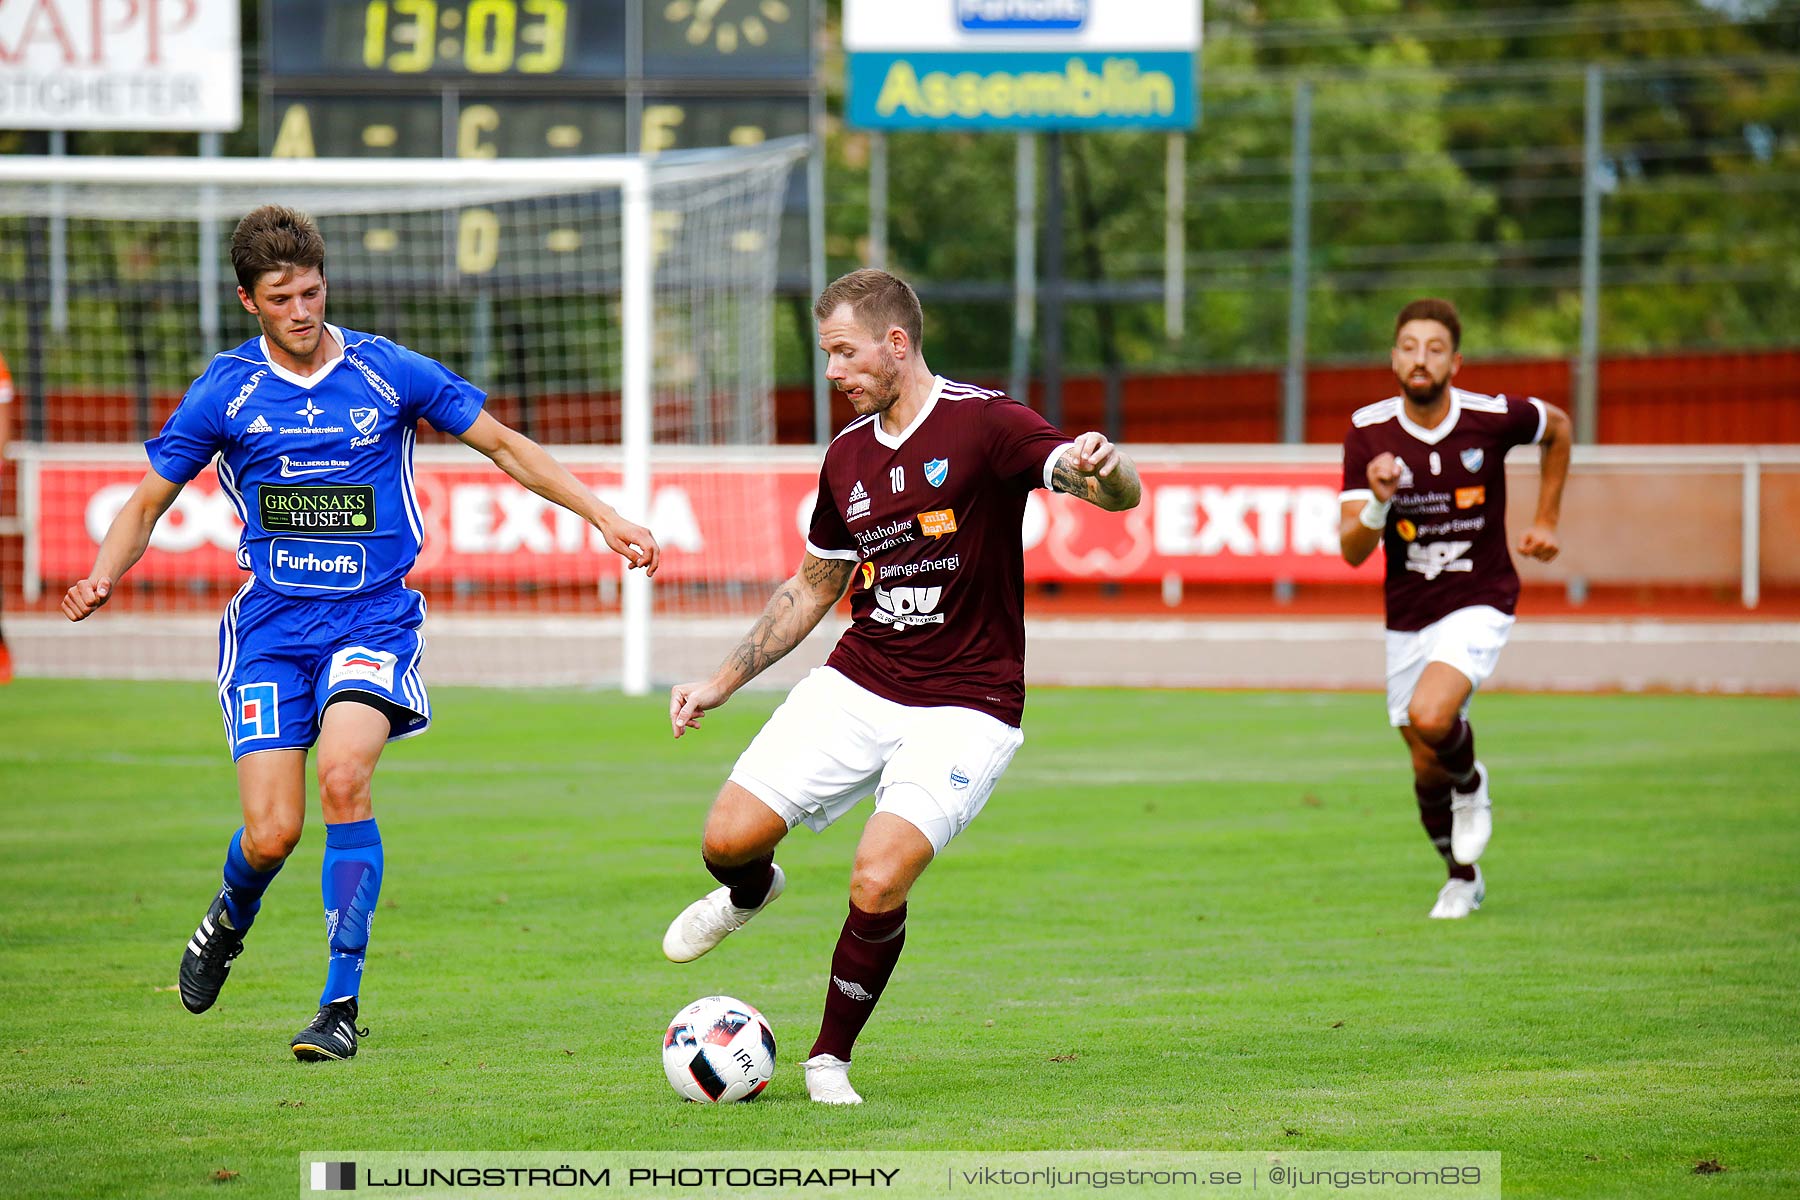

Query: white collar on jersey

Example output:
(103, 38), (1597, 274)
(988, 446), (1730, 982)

(872, 374), (945, 450)
(1396, 386), (1464, 445)
(260, 324), (347, 390)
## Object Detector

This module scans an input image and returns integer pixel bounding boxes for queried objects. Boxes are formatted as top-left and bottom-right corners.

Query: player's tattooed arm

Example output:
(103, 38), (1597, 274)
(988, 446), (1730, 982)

(671, 553), (854, 736)
(1052, 432), (1142, 512)
(725, 555), (854, 685)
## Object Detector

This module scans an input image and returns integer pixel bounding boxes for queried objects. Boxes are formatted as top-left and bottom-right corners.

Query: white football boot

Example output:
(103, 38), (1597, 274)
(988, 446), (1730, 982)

(1449, 761), (1492, 865)
(803, 1053), (864, 1105)
(1428, 866), (1485, 920)
(661, 864), (786, 963)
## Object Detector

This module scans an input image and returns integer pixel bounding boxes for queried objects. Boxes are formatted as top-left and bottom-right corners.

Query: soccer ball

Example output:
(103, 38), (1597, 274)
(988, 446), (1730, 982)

(661, 996), (776, 1103)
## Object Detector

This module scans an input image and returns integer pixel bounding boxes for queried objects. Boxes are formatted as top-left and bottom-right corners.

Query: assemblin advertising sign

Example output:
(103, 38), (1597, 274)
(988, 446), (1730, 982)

(845, 0), (1201, 130)
(0, 0), (241, 130)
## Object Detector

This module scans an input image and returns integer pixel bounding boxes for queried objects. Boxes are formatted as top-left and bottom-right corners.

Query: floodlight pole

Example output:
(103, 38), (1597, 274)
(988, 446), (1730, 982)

(868, 131), (888, 269)
(1010, 133), (1038, 405)
(1282, 78), (1313, 445)
(1042, 131), (1065, 428)
(1165, 132), (1186, 342)
(1577, 64), (1604, 446)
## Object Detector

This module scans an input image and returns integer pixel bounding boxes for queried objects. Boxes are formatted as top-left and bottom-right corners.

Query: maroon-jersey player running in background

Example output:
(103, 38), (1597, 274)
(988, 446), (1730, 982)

(664, 268), (1141, 1104)
(1340, 298), (1571, 920)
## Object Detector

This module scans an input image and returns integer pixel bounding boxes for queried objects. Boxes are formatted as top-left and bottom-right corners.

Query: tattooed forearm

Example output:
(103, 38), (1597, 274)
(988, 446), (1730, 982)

(726, 583), (803, 682)
(1052, 447), (1142, 512)
(1050, 453), (1097, 503)
(717, 556), (854, 687)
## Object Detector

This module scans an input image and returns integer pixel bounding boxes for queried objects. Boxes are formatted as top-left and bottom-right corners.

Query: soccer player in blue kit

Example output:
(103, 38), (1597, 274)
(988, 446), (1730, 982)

(62, 206), (661, 1060)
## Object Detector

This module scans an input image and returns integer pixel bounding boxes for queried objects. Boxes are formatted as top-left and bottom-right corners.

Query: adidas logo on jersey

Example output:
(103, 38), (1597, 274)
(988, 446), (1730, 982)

(244, 415), (272, 434)
(846, 479), (871, 522)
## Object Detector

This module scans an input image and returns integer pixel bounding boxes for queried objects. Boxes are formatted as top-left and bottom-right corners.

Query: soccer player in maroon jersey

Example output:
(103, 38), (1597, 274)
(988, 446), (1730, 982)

(663, 268), (1141, 1103)
(1339, 298), (1571, 919)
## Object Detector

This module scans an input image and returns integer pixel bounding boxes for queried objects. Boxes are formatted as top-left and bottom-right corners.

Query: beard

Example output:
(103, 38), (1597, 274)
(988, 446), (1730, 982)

(1400, 369), (1450, 405)
(844, 352), (903, 414)
(261, 318), (323, 362)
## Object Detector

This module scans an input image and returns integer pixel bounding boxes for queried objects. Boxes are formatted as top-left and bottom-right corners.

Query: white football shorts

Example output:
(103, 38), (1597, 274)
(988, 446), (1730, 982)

(729, 666), (1025, 855)
(1385, 604), (1516, 727)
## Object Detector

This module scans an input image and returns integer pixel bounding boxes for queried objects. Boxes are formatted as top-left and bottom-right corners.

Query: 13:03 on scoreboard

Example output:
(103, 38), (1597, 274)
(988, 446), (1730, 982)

(267, 0), (811, 80)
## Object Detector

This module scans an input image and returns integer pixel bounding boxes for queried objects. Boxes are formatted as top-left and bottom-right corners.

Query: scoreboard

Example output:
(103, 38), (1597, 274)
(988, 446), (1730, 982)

(261, 0), (817, 282)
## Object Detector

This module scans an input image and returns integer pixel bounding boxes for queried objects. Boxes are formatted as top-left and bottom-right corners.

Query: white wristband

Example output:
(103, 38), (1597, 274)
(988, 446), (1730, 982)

(1358, 498), (1391, 531)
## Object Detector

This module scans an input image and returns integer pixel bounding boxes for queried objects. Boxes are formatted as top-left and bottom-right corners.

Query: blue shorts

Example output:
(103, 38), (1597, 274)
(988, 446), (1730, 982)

(217, 580), (431, 760)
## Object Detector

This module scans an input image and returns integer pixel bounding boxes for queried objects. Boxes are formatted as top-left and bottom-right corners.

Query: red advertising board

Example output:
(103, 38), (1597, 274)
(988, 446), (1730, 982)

(29, 453), (1368, 588)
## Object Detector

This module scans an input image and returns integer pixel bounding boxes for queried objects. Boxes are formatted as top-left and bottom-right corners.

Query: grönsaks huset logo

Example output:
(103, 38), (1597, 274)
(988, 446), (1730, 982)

(260, 485), (377, 535)
(310, 1160), (355, 1190)
(958, 0), (1087, 31)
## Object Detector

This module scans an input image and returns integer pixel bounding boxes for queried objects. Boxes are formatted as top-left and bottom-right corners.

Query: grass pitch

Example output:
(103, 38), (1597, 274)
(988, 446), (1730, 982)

(0, 680), (1795, 1198)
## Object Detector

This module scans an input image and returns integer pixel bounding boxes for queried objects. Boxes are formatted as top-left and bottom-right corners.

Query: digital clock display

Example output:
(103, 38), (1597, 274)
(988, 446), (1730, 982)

(269, 0), (626, 78)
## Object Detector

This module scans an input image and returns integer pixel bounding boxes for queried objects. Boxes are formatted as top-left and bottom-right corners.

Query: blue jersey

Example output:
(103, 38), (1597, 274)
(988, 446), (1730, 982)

(148, 325), (484, 599)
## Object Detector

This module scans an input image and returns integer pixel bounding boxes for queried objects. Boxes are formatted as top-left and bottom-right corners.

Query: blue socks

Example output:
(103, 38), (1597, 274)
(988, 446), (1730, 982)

(220, 828), (282, 933)
(320, 818), (383, 1006)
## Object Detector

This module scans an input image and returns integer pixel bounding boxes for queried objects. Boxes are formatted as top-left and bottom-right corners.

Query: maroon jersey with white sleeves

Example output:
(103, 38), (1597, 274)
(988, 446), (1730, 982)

(1340, 387), (1547, 632)
(805, 376), (1074, 726)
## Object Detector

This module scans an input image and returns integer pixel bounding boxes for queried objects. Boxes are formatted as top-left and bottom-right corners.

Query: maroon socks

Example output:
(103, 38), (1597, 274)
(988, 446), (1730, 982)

(1416, 780), (1476, 881)
(810, 901), (908, 1061)
(1433, 717), (1478, 787)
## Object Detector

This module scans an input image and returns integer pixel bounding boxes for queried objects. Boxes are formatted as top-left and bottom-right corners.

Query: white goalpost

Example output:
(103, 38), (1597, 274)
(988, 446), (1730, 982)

(0, 141), (806, 694)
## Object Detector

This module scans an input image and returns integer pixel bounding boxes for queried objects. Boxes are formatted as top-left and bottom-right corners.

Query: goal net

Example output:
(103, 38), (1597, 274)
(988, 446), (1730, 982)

(0, 141), (806, 693)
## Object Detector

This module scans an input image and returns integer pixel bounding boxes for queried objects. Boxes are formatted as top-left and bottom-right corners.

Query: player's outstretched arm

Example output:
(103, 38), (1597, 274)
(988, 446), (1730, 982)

(1050, 431), (1142, 512)
(669, 553), (855, 738)
(457, 411), (661, 577)
(1518, 403), (1572, 563)
(62, 470), (183, 621)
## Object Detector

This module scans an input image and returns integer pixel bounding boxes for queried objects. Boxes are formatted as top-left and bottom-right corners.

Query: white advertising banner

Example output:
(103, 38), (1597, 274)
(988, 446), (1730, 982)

(0, 0), (242, 131)
(843, 0), (1201, 130)
(846, 0), (1202, 52)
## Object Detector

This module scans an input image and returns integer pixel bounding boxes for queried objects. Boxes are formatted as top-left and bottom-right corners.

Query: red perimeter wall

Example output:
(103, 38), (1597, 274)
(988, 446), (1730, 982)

(777, 348), (1800, 445)
(22, 348), (1800, 446)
